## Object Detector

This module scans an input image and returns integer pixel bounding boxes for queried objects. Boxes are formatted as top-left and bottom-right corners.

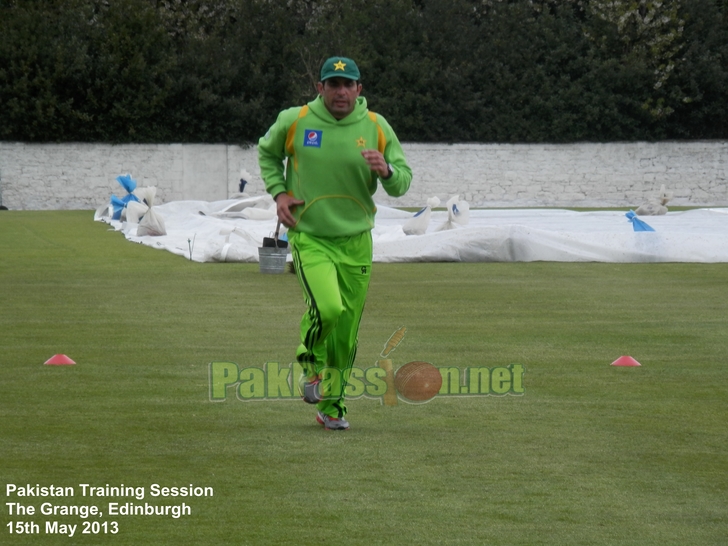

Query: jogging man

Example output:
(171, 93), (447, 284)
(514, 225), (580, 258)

(258, 56), (412, 430)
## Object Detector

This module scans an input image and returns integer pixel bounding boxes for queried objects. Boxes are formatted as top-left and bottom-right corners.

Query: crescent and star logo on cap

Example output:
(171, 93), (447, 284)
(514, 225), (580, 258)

(333, 60), (347, 71)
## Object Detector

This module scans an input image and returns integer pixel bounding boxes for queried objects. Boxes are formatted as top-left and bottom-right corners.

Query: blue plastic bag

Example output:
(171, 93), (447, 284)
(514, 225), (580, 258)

(625, 210), (655, 232)
(110, 174), (140, 220)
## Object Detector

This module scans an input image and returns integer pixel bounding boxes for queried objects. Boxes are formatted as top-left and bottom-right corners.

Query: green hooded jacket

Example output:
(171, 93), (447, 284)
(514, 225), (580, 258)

(258, 95), (412, 237)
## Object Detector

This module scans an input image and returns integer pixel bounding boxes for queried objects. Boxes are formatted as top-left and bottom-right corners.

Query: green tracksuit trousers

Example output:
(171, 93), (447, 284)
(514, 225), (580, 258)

(290, 230), (372, 419)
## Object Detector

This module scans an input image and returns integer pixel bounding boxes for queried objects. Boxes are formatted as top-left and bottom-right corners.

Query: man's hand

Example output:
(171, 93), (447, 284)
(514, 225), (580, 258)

(275, 193), (305, 228)
(361, 149), (389, 179)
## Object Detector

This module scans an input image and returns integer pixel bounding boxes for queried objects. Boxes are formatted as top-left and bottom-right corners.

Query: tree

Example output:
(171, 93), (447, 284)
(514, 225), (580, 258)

(0, 0), (176, 141)
(665, 0), (728, 138)
(1, 0), (726, 142)
(585, 0), (687, 120)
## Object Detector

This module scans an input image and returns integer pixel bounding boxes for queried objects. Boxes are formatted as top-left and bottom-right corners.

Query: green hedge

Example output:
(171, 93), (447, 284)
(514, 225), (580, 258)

(1, 0), (726, 143)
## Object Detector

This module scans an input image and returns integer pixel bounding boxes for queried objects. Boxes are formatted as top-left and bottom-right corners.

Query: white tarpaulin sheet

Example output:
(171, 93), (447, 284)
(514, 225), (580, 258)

(95, 196), (728, 263)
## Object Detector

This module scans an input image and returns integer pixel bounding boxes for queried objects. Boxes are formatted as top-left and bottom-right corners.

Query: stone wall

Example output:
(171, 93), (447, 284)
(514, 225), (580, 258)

(1, 141), (726, 210)
(0, 143), (250, 210)
(375, 141), (728, 208)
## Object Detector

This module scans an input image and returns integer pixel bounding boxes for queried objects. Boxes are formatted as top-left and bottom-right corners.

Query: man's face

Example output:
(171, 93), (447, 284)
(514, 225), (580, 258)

(317, 77), (362, 120)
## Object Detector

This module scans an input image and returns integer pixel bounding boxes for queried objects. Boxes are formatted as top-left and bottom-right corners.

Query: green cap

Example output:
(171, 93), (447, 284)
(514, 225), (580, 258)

(320, 57), (360, 82)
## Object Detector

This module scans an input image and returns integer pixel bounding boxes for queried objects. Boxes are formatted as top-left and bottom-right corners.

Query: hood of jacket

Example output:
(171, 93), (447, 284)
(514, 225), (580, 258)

(308, 95), (369, 125)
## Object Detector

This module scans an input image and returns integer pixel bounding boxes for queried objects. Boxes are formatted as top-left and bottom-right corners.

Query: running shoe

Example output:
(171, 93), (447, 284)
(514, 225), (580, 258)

(316, 411), (349, 431)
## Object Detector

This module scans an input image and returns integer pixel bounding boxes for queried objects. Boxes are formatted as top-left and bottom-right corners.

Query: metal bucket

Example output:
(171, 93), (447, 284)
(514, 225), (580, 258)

(258, 247), (287, 274)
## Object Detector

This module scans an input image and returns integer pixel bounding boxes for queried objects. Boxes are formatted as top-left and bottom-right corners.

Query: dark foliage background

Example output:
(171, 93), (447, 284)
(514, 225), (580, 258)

(1, 0), (726, 143)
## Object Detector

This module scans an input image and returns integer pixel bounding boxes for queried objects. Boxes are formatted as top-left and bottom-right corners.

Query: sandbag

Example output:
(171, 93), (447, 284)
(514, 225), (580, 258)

(403, 197), (440, 235)
(125, 200), (149, 224)
(636, 184), (673, 216)
(435, 195), (470, 231)
(137, 206), (166, 236)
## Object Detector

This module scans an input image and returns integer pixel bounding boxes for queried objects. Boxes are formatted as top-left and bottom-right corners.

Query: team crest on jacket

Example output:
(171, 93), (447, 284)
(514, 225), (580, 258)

(303, 130), (323, 148)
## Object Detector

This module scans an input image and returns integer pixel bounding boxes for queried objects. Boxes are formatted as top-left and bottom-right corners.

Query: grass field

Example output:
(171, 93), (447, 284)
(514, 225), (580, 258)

(1, 211), (727, 545)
